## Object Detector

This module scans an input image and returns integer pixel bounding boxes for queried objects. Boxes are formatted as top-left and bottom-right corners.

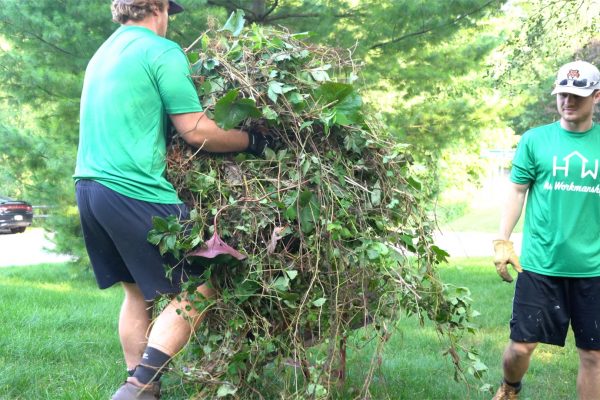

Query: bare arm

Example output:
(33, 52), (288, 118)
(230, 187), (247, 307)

(498, 182), (529, 240)
(169, 112), (249, 152)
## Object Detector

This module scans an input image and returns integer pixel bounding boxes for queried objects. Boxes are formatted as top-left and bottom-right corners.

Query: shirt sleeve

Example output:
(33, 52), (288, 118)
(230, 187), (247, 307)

(153, 47), (203, 114)
(510, 131), (536, 184)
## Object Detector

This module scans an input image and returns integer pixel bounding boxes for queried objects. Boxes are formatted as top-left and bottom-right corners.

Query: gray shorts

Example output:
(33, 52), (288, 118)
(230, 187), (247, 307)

(75, 179), (205, 300)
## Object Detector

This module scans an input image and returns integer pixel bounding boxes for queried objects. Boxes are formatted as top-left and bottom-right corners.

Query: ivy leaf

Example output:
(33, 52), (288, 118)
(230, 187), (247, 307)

(309, 65), (331, 82)
(299, 193), (320, 234)
(407, 176), (422, 190)
(333, 90), (362, 125)
(367, 242), (389, 260)
(312, 297), (327, 307)
(202, 58), (220, 72)
(187, 52), (199, 64)
(286, 270), (298, 280)
(371, 181), (382, 206)
(234, 280), (260, 304)
(220, 10), (246, 37)
(214, 89), (261, 130)
(147, 231), (162, 246)
(284, 205), (297, 220)
(271, 276), (290, 292)
(299, 189), (313, 207)
(267, 81), (284, 103)
(216, 383), (237, 397)
(314, 82), (362, 125)
(151, 216), (169, 231)
(262, 106), (278, 120)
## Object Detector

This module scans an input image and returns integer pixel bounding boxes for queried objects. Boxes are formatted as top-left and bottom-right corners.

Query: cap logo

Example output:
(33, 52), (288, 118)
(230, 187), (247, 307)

(567, 69), (580, 79)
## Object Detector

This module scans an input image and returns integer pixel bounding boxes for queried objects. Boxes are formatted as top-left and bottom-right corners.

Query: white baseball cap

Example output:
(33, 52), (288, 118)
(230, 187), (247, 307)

(551, 60), (600, 97)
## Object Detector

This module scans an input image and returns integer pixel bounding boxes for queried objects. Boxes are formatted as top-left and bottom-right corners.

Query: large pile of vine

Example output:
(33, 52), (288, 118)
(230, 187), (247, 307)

(151, 11), (483, 399)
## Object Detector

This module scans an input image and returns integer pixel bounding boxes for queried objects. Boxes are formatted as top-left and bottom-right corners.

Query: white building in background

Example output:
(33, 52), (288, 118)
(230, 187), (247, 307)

(480, 148), (516, 179)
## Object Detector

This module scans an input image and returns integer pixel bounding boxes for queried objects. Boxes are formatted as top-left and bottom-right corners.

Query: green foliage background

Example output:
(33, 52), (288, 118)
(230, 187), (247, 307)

(0, 0), (503, 257)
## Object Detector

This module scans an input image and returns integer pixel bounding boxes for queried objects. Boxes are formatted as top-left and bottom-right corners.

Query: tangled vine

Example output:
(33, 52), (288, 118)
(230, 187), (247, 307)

(149, 11), (484, 399)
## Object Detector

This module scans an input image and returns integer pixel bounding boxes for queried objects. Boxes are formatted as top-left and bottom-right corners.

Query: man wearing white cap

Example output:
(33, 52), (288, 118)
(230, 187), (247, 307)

(74, 0), (271, 399)
(492, 60), (600, 399)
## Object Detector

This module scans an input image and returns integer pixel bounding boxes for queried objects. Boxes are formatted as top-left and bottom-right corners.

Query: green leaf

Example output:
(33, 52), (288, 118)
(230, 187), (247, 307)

(333, 90), (362, 125)
(267, 81), (284, 103)
(314, 82), (352, 105)
(286, 91), (304, 105)
(312, 297), (326, 307)
(299, 189), (313, 206)
(307, 384), (327, 397)
(367, 242), (389, 260)
(202, 58), (219, 72)
(216, 383), (237, 397)
(214, 89), (261, 130)
(314, 82), (362, 125)
(371, 181), (382, 206)
(262, 106), (278, 120)
(165, 235), (177, 251)
(299, 193), (320, 234)
(407, 177), (422, 190)
(200, 34), (209, 52)
(186, 52), (199, 64)
(151, 216), (169, 231)
(309, 65), (331, 82)
(147, 232), (162, 246)
(271, 276), (290, 292)
(284, 205), (297, 220)
(286, 270), (298, 280)
(234, 280), (260, 304)
(299, 121), (313, 131)
(220, 10), (246, 37)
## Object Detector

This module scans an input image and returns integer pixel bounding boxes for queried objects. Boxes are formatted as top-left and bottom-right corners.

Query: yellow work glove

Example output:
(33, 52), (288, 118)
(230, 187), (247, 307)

(492, 239), (523, 283)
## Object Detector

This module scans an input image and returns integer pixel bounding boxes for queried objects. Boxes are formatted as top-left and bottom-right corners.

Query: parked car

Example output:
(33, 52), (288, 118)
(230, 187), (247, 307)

(0, 195), (34, 234)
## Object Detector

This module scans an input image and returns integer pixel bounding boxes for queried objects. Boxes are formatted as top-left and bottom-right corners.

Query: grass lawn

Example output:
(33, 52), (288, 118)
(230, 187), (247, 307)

(441, 205), (524, 233)
(0, 259), (579, 399)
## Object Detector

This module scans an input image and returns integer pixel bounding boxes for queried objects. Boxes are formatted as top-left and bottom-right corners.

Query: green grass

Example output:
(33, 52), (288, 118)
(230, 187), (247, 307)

(0, 264), (124, 400)
(337, 258), (578, 400)
(0, 260), (579, 399)
(442, 205), (524, 233)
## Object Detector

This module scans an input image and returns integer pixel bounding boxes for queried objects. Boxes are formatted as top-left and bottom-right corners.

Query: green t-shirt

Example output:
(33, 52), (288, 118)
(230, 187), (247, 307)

(511, 121), (600, 277)
(74, 25), (202, 203)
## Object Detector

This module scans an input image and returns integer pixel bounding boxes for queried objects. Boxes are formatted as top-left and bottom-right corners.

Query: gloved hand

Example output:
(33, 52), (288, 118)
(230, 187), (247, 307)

(245, 127), (274, 156)
(492, 239), (523, 283)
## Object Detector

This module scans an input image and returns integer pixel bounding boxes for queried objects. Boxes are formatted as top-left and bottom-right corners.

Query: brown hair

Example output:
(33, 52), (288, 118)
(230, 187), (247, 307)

(111, 0), (167, 24)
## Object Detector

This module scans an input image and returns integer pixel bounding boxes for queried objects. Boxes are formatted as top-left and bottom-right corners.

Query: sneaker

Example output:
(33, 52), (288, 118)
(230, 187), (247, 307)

(492, 381), (521, 400)
(111, 380), (161, 400)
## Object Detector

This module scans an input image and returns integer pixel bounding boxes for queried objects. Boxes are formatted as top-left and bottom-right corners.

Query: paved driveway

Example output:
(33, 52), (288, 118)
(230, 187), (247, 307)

(0, 228), (73, 267)
(434, 231), (522, 258)
(0, 227), (521, 268)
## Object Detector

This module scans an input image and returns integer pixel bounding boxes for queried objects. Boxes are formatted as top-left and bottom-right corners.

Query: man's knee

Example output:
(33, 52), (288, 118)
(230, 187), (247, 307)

(578, 349), (600, 369)
(507, 340), (537, 358)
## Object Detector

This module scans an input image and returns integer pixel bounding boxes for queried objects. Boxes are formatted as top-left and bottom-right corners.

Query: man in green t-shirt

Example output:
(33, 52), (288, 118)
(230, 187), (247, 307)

(492, 61), (600, 399)
(73, 1), (270, 399)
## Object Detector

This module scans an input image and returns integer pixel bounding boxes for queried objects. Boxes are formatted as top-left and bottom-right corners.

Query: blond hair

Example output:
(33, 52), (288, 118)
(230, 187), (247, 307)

(111, 0), (168, 24)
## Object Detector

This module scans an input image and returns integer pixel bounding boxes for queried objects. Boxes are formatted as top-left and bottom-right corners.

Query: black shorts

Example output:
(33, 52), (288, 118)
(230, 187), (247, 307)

(75, 179), (205, 301)
(510, 270), (600, 350)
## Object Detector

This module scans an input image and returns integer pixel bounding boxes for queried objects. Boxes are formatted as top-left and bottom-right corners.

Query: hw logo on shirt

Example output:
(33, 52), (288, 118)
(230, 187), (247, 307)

(553, 151), (598, 179)
(545, 151), (600, 195)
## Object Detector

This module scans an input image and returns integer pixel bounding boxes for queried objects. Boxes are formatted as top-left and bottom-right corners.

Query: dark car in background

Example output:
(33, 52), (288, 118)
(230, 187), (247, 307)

(0, 196), (34, 234)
